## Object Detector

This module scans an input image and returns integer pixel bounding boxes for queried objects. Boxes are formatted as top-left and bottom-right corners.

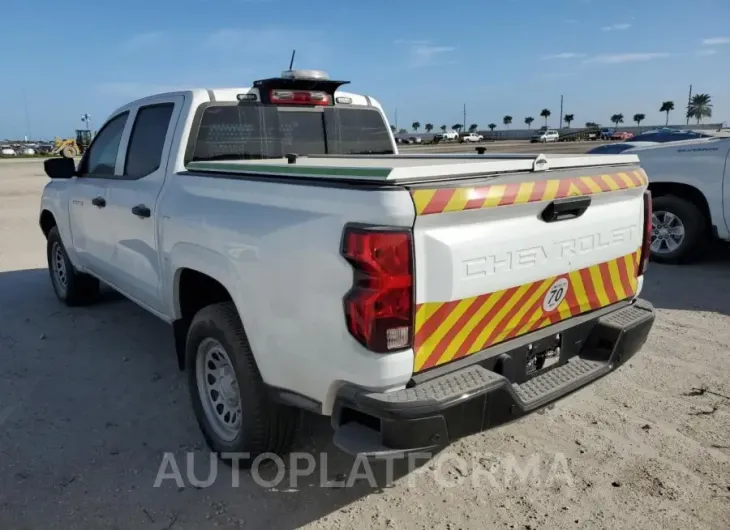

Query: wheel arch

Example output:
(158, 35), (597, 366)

(39, 209), (57, 239)
(648, 182), (711, 231)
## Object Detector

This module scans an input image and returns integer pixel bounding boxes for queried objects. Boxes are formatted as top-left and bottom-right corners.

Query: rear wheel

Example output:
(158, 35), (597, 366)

(47, 227), (100, 305)
(186, 302), (299, 466)
(650, 195), (707, 263)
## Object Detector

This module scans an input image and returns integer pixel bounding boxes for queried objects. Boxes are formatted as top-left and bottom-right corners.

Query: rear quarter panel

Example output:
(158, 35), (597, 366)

(632, 138), (730, 238)
(158, 175), (417, 413)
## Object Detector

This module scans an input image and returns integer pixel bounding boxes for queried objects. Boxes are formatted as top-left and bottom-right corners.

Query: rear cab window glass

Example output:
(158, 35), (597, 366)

(125, 103), (175, 179)
(188, 104), (393, 164)
(81, 112), (129, 176)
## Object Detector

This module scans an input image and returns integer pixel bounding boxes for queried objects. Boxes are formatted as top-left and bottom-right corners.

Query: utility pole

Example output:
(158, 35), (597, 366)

(559, 95), (564, 129)
(686, 84), (692, 126)
(22, 88), (32, 140)
(463, 103), (466, 133)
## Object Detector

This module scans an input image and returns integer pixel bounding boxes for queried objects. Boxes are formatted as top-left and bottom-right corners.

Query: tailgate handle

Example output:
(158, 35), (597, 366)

(541, 196), (591, 222)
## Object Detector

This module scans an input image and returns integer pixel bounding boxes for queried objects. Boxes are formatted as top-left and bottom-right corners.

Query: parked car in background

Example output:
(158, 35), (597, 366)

(611, 131), (634, 141)
(460, 132), (483, 143)
(600, 128), (613, 140)
(530, 130), (559, 143)
(630, 128), (712, 143)
(1, 146), (17, 156)
(441, 130), (459, 141)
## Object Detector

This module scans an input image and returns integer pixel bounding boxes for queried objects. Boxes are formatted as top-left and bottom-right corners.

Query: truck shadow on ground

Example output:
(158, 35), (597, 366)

(1, 246), (729, 529)
(640, 242), (730, 316)
(0, 268), (436, 530)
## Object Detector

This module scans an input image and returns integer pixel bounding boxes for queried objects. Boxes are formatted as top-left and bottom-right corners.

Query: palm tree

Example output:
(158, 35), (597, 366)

(488, 123), (497, 132)
(659, 101), (674, 126)
(540, 109), (551, 127)
(686, 94), (712, 124)
(412, 121), (420, 132)
(586, 121), (598, 128)
(502, 115), (513, 128)
(425, 123), (434, 133)
(469, 123), (478, 133)
(398, 128), (407, 134)
(389, 124), (396, 133)
(440, 125), (447, 132)
(633, 113), (646, 129)
(452, 123), (462, 132)
(610, 114), (624, 128)
(524, 117), (534, 129)
(563, 113), (574, 128)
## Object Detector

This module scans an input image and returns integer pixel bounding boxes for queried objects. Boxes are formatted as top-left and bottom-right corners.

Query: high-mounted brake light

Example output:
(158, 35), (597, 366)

(341, 226), (413, 353)
(270, 89), (330, 106)
(638, 190), (652, 276)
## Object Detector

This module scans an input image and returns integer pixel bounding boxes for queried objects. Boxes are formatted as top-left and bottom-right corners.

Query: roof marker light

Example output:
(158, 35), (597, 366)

(335, 96), (352, 104)
(280, 69), (330, 80)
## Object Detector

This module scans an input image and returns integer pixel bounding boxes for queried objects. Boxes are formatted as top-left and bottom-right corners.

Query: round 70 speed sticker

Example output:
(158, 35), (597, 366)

(543, 278), (569, 312)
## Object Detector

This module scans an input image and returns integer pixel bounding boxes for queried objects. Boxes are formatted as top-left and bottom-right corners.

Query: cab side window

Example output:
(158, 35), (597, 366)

(80, 112), (129, 176)
(124, 103), (175, 179)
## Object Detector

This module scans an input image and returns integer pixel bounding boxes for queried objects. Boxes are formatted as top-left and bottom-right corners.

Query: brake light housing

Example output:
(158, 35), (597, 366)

(270, 89), (330, 106)
(638, 190), (652, 276)
(341, 225), (414, 353)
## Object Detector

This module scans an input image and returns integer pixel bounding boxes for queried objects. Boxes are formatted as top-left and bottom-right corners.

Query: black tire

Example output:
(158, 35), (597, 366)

(186, 302), (299, 467)
(650, 195), (707, 264)
(46, 227), (100, 306)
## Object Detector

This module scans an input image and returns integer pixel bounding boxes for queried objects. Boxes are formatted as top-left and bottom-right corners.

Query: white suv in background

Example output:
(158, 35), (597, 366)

(531, 130), (559, 143)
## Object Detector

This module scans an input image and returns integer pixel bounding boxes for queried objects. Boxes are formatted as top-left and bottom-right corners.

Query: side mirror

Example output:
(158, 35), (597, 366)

(44, 157), (76, 179)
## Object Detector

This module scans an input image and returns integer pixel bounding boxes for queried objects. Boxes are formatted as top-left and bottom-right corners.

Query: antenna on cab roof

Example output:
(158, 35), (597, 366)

(289, 49), (296, 70)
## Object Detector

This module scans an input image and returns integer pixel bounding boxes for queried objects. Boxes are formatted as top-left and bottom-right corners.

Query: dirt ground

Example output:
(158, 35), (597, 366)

(0, 158), (728, 530)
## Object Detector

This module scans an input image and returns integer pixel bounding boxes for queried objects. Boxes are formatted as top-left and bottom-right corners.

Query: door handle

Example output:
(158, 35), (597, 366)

(91, 196), (106, 208)
(131, 204), (151, 218)
(541, 196), (592, 223)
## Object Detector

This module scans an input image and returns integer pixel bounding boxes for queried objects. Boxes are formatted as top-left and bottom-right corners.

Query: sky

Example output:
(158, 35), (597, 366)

(1, 0), (729, 139)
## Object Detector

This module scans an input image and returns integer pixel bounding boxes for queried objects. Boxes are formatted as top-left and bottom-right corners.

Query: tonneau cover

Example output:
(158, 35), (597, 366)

(186, 153), (640, 185)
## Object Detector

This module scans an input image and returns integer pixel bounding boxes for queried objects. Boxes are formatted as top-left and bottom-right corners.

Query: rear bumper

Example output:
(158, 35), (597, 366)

(332, 299), (655, 457)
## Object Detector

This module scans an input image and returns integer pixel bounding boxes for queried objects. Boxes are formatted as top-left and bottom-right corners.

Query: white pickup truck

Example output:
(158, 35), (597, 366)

(40, 69), (656, 463)
(598, 136), (730, 263)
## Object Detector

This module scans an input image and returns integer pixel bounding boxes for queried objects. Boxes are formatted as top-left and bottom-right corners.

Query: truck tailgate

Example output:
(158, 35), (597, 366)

(410, 167), (648, 373)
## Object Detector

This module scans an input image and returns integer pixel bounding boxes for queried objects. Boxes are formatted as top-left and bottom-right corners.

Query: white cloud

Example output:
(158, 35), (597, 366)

(543, 52), (587, 60)
(702, 37), (730, 45)
(121, 31), (167, 51)
(396, 41), (455, 68)
(583, 52), (670, 64)
(95, 82), (189, 99)
(204, 28), (321, 52)
(538, 72), (576, 79)
(696, 49), (717, 56)
(602, 23), (631, 32)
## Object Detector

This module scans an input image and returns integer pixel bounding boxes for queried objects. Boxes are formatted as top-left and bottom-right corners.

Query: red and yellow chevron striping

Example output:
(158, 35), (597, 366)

(410, 169), (648, 216)
(413, 250), (641, 373)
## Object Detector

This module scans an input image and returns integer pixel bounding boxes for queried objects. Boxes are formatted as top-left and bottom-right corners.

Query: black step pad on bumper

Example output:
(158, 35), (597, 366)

(333, 299), (655, 457)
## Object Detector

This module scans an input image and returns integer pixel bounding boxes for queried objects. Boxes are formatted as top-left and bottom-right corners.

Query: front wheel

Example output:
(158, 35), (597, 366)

(650, 195), (707, 264)
(47, 227), (100, 306)
(186, 302), (299, 466)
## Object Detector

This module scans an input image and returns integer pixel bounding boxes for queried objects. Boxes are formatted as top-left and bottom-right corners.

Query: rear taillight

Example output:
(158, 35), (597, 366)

(270, 89), (330, 106)
(638, 190), (652, 276)
(341, 226), (413, 353)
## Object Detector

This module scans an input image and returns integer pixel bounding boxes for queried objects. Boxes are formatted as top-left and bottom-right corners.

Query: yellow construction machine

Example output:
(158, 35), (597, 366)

(52, 130), (93, 158)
